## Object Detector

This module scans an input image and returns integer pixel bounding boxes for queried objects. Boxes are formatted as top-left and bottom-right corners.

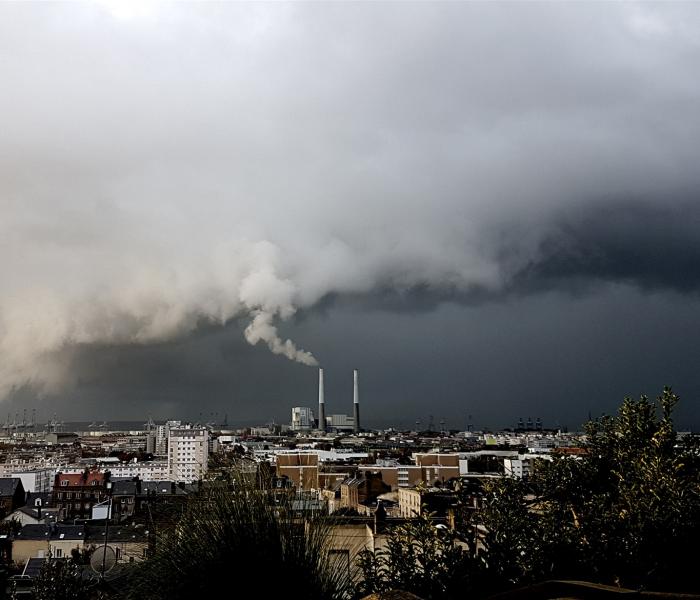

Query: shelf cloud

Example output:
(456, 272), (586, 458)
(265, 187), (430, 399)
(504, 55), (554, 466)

(2, 3), (700, 401)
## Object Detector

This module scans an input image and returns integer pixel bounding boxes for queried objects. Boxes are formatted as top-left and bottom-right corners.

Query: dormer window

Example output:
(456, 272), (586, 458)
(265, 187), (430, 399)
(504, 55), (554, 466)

(60, 480), (68, 487)
(91, 481), (97, 486)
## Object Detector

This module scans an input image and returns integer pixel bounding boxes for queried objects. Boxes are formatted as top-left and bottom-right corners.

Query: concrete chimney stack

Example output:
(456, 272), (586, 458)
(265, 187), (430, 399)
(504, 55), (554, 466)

(318, 368), (326, 432)
(353, 369), (360, 433)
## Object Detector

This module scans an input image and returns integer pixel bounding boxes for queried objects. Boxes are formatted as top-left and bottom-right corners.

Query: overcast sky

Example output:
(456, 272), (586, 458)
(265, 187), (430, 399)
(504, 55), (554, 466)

(2, 2), (700, 429)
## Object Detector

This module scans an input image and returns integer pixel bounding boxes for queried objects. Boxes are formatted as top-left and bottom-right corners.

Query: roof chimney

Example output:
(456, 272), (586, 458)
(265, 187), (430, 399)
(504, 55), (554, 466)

(353, 369), (360, 433)
(318, 368), (326, 432)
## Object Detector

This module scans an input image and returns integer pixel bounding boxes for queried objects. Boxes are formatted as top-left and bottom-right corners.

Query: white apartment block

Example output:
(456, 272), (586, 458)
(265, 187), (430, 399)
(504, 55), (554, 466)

(503, 454), (552, 478)
(156, 420), (181, 456)
(14, 468), (55, 493)
(167, 426), (208, 483)
(503, 457), (532, 479)
(0, 459), (64, 477)
(107, 460), (169, 480)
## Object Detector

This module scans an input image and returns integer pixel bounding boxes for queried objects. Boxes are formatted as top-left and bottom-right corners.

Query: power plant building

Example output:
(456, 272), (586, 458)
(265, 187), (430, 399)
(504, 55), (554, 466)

(291, 407), (315, 431)
(327, 414), (354, 432)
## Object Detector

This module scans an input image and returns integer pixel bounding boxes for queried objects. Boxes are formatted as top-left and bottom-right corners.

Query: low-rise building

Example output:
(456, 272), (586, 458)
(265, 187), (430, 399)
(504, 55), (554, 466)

(340, 472), (391, 512)
(276, 453), (319, 489)
(12, 524), (85, 565)
(398, 486), (459, 519)
(84, 525), (149, 563)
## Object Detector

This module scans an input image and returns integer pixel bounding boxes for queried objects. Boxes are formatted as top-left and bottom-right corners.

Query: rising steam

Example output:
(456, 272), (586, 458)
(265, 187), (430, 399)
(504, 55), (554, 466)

(244, 311), (318, 366)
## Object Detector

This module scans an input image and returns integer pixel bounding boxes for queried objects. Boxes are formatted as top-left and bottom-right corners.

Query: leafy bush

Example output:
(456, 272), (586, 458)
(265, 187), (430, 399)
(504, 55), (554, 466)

(124, 485), (351, 600)
(32, 557), (97, 600)
(356, 513), (472, 600)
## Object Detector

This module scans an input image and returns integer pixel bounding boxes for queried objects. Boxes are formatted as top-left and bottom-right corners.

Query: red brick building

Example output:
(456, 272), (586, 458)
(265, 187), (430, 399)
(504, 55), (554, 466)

(52, 469), (109, 520)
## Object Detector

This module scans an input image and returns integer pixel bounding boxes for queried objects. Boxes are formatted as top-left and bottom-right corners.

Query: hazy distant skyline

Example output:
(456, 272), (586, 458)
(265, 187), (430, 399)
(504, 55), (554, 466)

(2, 3), (700, 428)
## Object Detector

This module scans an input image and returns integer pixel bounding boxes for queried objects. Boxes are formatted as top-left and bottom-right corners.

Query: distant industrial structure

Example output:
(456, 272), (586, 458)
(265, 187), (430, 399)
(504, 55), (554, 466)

(291, 407), (315, 431)
(353, 369), (360, 433)
(290, 368), (363, 433)
(317, 369), (326, 433)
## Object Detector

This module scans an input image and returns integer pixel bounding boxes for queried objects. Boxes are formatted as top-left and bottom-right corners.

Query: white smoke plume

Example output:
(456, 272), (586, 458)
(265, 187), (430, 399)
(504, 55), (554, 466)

(244, 311), (318, 367)
(1, 3), (700, 399)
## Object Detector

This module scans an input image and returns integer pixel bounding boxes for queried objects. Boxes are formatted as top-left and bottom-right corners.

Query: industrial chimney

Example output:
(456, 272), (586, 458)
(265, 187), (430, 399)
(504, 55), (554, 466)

(318, 368), (326, 432)
(353, 369), (360, 433)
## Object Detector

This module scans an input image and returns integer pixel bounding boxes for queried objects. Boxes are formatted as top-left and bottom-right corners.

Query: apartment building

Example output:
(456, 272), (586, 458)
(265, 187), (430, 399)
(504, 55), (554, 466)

(108, 459), (169, 480)
(156, 420), (181, 456)
(52, 470), (108, 520)
(167, 426), (208, 483)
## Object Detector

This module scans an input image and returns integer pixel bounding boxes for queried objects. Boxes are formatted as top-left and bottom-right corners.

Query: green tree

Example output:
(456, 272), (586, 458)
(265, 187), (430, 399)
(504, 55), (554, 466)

(475, 388), (700, 592)
(356, 512), (472, 600)
(31, 556), (97, 600)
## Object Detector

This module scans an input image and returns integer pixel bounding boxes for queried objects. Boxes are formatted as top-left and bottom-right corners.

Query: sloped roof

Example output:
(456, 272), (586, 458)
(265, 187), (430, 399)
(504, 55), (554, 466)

(55, 471), (105, 486)
(112, 480), (138, 495)
(24, 492), (50, 507)
(140, 481), (183, 495)
(14, 505), (60, 520)
(0, 478), (22, 497)
(84, 525), (149, 543)
(16, 524), (85, 541)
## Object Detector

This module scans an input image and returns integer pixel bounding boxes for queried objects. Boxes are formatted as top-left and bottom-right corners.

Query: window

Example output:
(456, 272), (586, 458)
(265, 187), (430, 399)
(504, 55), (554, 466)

(54, 548), (63, 558)
(115, 547), (122, 560)
(60, 480), (68, 487)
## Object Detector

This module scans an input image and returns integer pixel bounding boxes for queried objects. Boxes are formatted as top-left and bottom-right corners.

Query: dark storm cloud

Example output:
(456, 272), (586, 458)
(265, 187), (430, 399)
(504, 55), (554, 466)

(319, 196), (700, 314)
(1, 2), (700, 422)
(517, 200), (700, 294)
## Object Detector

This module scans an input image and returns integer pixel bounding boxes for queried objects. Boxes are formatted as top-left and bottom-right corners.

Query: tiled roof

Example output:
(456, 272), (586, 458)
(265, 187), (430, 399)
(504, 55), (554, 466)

(55, 471), (105, 486)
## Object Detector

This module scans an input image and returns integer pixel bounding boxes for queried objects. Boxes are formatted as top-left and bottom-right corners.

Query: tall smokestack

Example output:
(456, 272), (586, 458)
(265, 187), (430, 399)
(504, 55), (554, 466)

(318, 368), (326, 432)
(353, 369), (360, 433)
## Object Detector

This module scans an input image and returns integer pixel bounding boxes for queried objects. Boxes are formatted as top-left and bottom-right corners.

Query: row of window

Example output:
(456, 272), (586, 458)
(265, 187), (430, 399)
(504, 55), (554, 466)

(55, 492), (102, 500)
(59, 480), (100, 487)
(57, 502), (93, 511)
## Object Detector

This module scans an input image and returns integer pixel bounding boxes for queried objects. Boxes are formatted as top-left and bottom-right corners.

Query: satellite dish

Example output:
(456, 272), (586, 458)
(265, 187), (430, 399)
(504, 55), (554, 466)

(90, 546), (117, 575)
